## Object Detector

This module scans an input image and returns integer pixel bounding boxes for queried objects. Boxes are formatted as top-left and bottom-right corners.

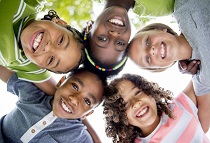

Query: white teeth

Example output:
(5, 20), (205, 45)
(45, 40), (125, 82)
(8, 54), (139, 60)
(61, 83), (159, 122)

(136, 107), (148, 117)
(109, 19), (123, 26)
(61, 100), (72, 113)
(161, 43), (165, 58)
(33, 33), (43, 51)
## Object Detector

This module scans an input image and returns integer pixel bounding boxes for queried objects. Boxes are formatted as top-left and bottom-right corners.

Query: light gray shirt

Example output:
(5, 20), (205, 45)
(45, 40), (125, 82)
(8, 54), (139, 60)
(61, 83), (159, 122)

(174, 0), (210, 96)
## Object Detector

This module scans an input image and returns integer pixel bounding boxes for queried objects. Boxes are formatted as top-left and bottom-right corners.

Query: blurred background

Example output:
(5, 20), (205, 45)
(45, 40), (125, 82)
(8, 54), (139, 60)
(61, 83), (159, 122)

(0, 0), (209, 142)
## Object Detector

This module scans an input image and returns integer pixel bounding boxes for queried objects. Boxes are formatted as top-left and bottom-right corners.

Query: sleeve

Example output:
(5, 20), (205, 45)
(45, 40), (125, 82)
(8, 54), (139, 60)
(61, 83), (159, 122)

(15, 64), (52, 83)
(133, 0), (174, 17)
(176, 92), (198, 117)
(7, 73), (46, 102)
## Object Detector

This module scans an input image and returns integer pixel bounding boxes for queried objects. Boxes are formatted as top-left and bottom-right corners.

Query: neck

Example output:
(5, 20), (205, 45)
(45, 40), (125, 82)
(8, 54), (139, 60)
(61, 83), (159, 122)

(104, 0), (135, 11)
(176, 34), (192, 60)
(140, 115), (160, 137)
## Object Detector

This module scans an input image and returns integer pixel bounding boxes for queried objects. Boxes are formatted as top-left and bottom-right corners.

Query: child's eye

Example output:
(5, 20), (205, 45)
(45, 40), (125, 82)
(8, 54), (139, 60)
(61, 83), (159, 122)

(84, 98), (91, 106)
(98, 36), (107, 42)
(135, 90), (142, 96)
(58, 36), (64, 45)
(146, 38), (150, 46)
(71, 83), (79, 91)
(48, 56), (54, 65)
(116, 40), (125, 46)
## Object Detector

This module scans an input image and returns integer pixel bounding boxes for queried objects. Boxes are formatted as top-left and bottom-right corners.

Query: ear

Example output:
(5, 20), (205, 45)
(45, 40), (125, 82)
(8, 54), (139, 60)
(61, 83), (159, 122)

(52, 17), (68, 26)
(80, 110), (94, 120)
(56, 76), (66, 88)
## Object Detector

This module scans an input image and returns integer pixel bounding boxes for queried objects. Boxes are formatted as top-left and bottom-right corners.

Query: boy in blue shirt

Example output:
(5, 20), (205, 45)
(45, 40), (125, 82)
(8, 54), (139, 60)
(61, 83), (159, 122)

(0, 65), (106, 143)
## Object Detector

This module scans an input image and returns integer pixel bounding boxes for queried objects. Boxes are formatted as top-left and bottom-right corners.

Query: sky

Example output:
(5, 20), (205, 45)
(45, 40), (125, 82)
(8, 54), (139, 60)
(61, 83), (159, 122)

(0, 1), (210, 142)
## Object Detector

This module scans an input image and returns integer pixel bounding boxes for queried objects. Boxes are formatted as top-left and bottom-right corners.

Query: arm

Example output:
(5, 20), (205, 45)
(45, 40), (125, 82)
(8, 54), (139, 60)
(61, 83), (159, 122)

(183, 80), (210, 133)
(82, 119), (102, 143)
(0, 65), (14, 83)
(0, 65), (56, 96)
(196, 95), (210, 133)
(183, 80), (197, 105)
(34, 77), (57, 96)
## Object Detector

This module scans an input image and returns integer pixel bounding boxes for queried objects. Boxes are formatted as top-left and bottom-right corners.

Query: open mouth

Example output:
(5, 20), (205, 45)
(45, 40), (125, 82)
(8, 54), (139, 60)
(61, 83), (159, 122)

(136, 106), (149, 118)
(61, 98), (72, 113)
(108, 16), (124, 27)
(161, 42), (167, 59)
(32, 32), (44, 52)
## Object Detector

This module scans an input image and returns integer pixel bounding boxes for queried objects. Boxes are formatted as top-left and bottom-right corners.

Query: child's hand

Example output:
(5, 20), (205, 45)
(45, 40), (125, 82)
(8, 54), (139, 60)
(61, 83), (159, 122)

(178, 59), (200, 75)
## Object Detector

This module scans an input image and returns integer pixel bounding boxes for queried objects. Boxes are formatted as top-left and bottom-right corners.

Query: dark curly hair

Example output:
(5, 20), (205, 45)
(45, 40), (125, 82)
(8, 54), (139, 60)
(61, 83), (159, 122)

(103, 73), (174, 143)
(41, 10), (85, 74)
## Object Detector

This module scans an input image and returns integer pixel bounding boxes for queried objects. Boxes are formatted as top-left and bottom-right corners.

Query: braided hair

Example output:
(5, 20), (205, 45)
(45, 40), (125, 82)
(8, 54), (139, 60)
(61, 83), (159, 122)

(41, 10), (85, 73)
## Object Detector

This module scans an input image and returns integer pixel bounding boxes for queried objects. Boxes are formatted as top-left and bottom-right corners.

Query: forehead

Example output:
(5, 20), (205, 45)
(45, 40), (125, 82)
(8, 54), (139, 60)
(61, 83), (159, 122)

(116, 80), (135, 98)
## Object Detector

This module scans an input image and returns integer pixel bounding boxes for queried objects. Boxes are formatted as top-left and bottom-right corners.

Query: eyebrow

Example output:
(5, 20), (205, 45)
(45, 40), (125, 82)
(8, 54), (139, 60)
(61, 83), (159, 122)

(74, 77), (97, 104)
(95, 42), (124, 52)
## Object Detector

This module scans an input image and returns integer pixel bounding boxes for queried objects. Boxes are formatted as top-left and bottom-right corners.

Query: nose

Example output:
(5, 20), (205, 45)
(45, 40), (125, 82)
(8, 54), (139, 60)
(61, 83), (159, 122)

(43, 41), (54, 52)
(108, 30), (121, 36)
(150, 45), (156, 56)
(69, 95), (79, 107)
(132, 100), (141, 109)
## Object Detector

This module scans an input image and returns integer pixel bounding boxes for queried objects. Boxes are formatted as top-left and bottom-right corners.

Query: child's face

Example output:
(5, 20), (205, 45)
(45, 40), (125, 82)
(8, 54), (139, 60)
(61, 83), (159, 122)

(52, 71), (104, 119)
(21, 20), (83, 73)
(90, 6), (131, 65)
(128, 29), (180, 69)
(117, 80), (160, 131)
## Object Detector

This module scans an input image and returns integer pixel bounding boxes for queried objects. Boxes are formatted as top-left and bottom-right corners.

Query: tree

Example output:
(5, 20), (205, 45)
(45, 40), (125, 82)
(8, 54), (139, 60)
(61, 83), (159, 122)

(43, 0), (94, 31)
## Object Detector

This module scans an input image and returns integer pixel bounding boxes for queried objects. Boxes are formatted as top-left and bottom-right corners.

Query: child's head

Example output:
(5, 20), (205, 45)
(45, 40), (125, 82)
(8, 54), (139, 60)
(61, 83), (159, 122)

(83, 6), (131, 74)
(103, 73), (173, 142)
(53, 67), (107, 119)
(128, 23), (178, 72)
(21, 10), (84, 73)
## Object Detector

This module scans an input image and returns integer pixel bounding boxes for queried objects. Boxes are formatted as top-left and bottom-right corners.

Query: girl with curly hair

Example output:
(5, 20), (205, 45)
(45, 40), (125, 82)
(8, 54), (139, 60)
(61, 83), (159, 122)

(103, 73), (209, 143)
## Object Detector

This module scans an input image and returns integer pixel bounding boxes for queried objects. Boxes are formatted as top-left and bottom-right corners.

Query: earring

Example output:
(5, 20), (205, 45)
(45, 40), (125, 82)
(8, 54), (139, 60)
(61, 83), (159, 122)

(80, 115), (86, 120)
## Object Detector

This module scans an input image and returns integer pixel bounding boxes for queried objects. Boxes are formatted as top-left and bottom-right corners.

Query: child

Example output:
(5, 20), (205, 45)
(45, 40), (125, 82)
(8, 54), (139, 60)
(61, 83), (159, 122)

(0, 65), (106, 143)
(0, 0), (84, 96)
(103, 73), (210, 143)
(83, 0), (174, 76)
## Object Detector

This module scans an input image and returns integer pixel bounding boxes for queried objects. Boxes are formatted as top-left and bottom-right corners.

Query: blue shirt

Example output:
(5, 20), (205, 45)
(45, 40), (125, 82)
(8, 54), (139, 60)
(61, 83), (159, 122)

(0, 73), (93, 143)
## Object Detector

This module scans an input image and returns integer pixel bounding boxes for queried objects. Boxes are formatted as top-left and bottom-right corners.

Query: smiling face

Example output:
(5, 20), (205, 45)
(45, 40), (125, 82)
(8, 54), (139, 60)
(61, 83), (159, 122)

(21, 20), (83, 73)
(90, 6), (131, 65)
(128, 29), (180, 69)
(52, 70), (104, 119)
(117, 80), (160, 135)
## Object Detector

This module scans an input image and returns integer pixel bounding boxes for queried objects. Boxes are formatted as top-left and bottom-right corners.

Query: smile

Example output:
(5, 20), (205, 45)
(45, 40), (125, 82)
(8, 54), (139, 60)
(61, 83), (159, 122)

(108, 17), (124, 27)
(61, 99), (72, 113)
(32, 32), (43, 52)
(136, 106), (149, 118)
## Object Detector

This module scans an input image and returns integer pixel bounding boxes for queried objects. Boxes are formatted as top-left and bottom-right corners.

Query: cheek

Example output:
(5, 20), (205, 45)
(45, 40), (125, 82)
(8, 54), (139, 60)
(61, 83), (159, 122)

(28, 55), (44, 66)
(126, 109), (133, 122)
